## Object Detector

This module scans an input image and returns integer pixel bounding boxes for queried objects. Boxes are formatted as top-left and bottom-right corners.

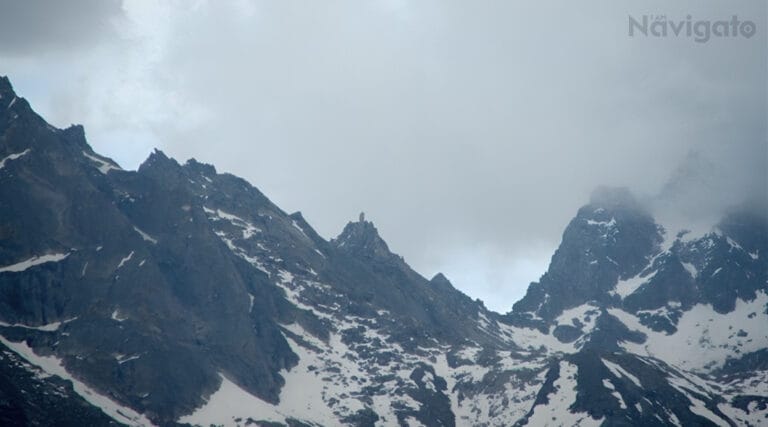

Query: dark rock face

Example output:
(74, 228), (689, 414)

(0, 79), (305, 422)
(0, 342), (123, 427)
(622, 211), (767, 319)
(622, 251), (697, 313)
(0, 76), (767, 426)
(511, 187), (663, 321)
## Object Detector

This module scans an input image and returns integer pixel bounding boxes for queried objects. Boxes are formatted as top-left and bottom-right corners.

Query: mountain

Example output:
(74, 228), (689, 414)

(0, 76), (766, 426)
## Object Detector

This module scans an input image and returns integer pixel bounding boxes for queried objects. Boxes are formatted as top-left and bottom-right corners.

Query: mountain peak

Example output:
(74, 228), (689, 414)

(183, 158), (217, 176)
(431, 272), (450, 283)
(511, 187), (662, 321)
(332, 215), (401, 263)
(0, 76), (33, 119)
(136, 149), (185, 185)
(429, 272), (456, 292)
(139, 148), (178, 170)
(1, 75), (766, 426)
(61, 124), (86, 145)
(0, 75), (14, 98)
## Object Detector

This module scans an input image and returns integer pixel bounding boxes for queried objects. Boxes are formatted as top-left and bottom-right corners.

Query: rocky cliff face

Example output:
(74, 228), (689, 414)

(0, 76), (766, 426)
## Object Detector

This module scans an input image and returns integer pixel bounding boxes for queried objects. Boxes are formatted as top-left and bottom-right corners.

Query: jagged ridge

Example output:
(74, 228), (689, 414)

(0, 76), (766, 426)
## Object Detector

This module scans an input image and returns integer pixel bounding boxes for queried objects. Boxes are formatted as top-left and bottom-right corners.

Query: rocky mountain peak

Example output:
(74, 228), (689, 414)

(332, 214), (401, 263)
(430, 272), (451, 286)
(0, 76), (766, 427)
(0, 76), (33, 122)
(183, 158), (217, 177)
(137, 149), (183, 182)
(59, 124), (89, 149)
(0, 75), (14, 98)
(139, 148), (176, 169)
(510, 187), (662, 322)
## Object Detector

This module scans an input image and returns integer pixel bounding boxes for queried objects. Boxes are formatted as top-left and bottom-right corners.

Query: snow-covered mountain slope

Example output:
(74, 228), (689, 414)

(0, 76), (766, 426)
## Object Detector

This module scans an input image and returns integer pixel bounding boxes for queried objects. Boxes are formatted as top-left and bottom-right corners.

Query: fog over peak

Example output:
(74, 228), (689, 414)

(1, 0), (764, 311)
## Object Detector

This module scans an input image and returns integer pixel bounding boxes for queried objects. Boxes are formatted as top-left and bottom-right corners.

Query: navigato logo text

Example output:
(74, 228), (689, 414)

(629, 15), (757, 43)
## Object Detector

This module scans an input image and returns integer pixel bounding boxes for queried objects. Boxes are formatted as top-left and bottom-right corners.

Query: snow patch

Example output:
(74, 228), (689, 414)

(291, 220), (308, 238)
(0, 317), (76, 332)
(527, 361), (602, 426)
(133, 226), (157, 244)
(82, 151), (121, 174)
(278, 270), (294, 284)
(496, 321), (580, 354)
(587, 217), (616, 227)
(0, 148), (30, 170)
(111, 310), (127, 322)
(178, 374), (285, 425)
(610, 291), (768, 371)
(667, 375), (729, 427)
(613, 269), (657, 298)
(602, 378), (627, 409)
(204, 207), (261, 239)
(681, 262), (698, 279)
(602, 359), (641, 388)
(179, 323), (370, 426)
(214, 231), (270, 275)
(0, 336), (155, 426)
(725, 237), (743, 252)
(115, 354), (141, 365)
(116, 251), (134, 269)
(0, 252), (70, 273)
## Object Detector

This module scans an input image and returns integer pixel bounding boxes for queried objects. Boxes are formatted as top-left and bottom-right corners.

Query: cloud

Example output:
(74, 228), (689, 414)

(1, 0), (765, 311)
(0, 0), (125, 55)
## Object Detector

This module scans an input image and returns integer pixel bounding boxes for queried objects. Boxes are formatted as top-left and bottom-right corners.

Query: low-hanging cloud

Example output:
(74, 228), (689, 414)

(0, 0), (124, 55)
(1, 0), (765, 311)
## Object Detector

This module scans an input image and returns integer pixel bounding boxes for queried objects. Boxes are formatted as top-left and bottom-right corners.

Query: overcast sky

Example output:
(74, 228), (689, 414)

(1, 0), (765, 312)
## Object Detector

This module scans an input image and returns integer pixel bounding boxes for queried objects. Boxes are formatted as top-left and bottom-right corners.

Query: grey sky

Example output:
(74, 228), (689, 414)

(2, 0), (765, 312)
(0, 0), (123, 55)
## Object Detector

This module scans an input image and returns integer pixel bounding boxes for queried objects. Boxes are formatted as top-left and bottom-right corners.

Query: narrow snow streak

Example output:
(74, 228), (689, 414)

(133, 226), (158, 244)
(0, 148), (30, 170)
(82, 151), (121, 174)
(602, 378), (627, 409)
(613, 270), (657, 298)
(0, 317), (77, 332)
(117, 251), (134, 269)
(602, 359), (642, 388)
(291, 220), (309, 238)
(204, 207), (261, 239)
(116, 354), (141, 365)
(0, 253), (69, 273)
(681, 262), (698, 278)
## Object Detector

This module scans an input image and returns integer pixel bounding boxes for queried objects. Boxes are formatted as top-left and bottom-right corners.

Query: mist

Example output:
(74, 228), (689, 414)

(1, 0), (764, 311)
